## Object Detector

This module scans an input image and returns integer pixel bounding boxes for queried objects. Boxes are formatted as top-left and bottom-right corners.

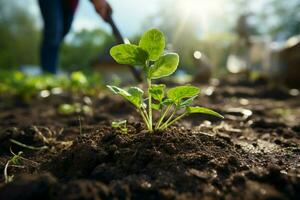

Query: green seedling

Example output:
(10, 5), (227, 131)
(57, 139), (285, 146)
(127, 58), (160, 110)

(112, 120), (128, 134)
(4, 150), (23, 183)
(70, 71), (88, 93)
(58, 103), (92, 115)
(4, 148), (39, 183)
(58, 104), (76, 115)
(107, 28), (223, 132)
(0, 70), (104, 99)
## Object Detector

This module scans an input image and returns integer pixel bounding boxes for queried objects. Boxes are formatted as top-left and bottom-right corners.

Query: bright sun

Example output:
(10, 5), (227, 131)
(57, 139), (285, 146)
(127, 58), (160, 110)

(177, 0), (227, 32)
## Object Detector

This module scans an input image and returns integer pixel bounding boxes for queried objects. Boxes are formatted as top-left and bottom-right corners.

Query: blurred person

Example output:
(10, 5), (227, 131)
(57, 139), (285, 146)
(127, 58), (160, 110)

(236, 14), (251, 47)
(38, 0), (111, 74)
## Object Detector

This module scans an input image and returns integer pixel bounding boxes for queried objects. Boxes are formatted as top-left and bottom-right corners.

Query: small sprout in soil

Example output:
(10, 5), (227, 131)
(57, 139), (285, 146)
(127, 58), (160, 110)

(112, 120), (128, 134)
(4, 150), (24, 183)
(107, 28), (223, 132)
(4, 148), (39, 183)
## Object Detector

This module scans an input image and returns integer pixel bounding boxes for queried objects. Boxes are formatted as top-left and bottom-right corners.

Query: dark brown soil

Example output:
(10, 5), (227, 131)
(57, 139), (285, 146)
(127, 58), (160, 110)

(0, 76), (299, 200)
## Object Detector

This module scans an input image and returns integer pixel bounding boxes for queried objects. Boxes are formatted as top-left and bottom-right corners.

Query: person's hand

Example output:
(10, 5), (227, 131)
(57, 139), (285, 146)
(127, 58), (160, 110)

(91, 0), (112, 21)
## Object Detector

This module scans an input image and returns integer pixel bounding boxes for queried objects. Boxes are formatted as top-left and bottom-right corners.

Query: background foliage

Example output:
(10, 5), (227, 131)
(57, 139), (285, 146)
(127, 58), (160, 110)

(0, 0), (298, 73)
(0, 0), (39, 69)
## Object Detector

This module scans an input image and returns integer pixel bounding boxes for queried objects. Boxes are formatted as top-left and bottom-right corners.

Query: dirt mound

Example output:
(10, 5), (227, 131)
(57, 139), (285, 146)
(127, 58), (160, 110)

(35, 124), (300, 199)
(0, 77), (300, 199)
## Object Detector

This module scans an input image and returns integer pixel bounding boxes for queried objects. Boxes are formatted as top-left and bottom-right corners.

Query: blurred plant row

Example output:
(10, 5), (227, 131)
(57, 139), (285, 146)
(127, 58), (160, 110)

(0, 71), (104, 100)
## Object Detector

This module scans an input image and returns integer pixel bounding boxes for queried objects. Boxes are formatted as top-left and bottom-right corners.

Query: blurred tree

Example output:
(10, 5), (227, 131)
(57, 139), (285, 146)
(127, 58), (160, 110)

(0, 0), (39, 69)
(258, 0), (300, 39)
(231, 0), (300, 40)
(60, 29), (114, 71)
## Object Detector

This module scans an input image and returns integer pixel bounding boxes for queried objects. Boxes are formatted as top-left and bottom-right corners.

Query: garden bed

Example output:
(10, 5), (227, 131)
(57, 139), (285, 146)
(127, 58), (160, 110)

(0, 76), (299, 200)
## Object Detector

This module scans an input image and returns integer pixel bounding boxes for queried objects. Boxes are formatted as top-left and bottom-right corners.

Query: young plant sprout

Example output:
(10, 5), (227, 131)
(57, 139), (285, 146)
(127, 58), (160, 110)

(112, 120), (128, 134)
(4, 150), (24, 183)
(4, 148), (39, 183)
(107, 28), (223, 132)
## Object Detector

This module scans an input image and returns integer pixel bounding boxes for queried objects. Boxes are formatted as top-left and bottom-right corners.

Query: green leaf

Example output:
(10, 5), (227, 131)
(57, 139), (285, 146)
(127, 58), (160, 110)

(151, 103), (161, 110)
(150, 84), (165, 101)
(107, 85), (144, 108)
(161, 98), (174, 106)
(110, 44), (148, 65)
(139, 29), (165, 61)
(127, 87), (144, 108)
(167, 85), (200, 104)
(107, 85), (130, 96)
(148, 53), (179, 79)
(179, 95), (198, 108)
(58, 104), (76, 115)
(71, 71), (88, 85)
(11, 152), (23, 165)
(112, 120), (127, 128)
(187, 106), (224, 119)
(112, 120), (128, 134)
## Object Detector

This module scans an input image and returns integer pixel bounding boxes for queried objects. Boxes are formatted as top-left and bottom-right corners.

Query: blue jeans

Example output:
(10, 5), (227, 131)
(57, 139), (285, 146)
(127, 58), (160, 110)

(38, 0), (79, 74)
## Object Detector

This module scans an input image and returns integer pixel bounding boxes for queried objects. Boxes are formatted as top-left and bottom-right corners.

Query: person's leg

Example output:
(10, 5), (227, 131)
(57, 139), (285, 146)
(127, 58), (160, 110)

(61, 0), (79, 38)
(38, 0), (63, 74)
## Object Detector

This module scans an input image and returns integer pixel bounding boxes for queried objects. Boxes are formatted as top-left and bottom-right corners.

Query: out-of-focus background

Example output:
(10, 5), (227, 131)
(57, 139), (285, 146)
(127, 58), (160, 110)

(0, 0), (300, 87)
